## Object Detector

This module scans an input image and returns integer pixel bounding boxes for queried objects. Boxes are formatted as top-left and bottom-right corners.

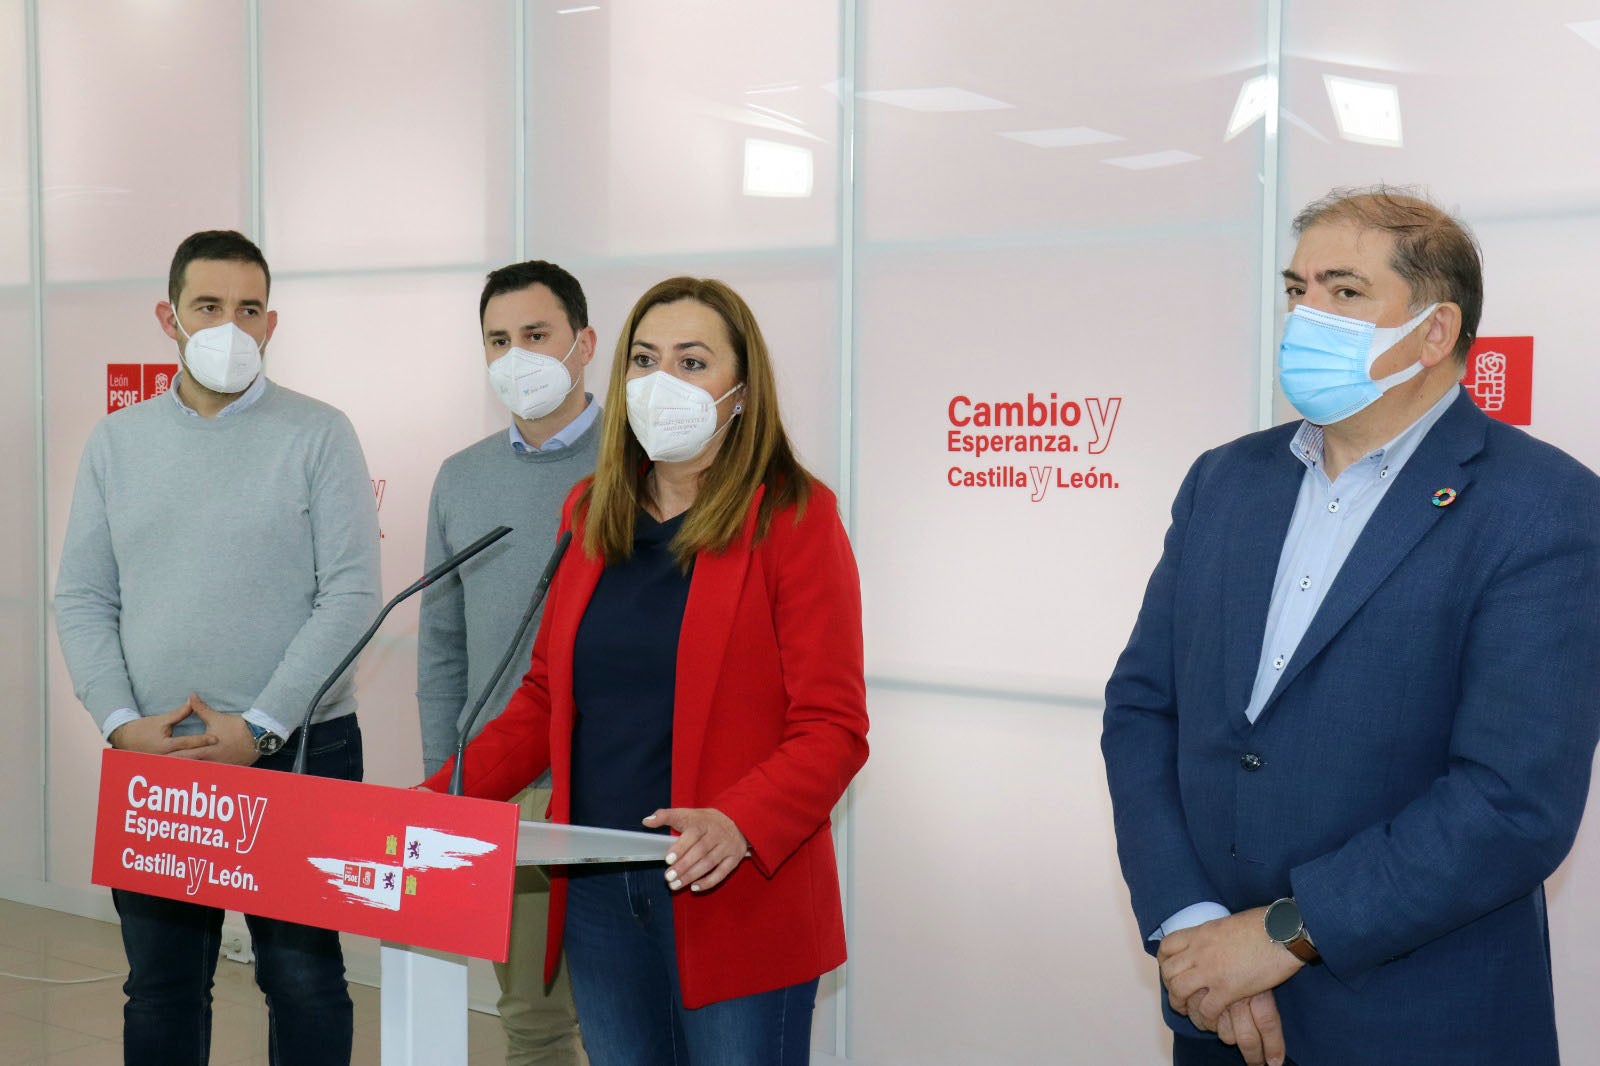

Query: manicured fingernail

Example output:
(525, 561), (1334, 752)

(690, 884), (700, 892)
(665, 852), (677, 864)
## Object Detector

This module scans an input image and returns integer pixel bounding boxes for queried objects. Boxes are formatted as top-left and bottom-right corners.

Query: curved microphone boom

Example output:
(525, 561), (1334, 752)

(449, 529), (572, 796)
(290, 525), (513, 774)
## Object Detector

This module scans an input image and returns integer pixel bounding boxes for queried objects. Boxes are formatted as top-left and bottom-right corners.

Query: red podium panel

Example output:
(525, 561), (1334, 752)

(91, 749), (517, 961)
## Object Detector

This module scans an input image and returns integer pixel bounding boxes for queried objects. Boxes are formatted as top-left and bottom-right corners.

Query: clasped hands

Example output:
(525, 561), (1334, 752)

(107, 693), (261, 765)
(1157, 907), (1303, 1066)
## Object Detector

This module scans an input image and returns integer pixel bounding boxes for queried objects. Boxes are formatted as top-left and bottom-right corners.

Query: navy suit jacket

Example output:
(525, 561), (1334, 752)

(1103, 391), (1600, 1065)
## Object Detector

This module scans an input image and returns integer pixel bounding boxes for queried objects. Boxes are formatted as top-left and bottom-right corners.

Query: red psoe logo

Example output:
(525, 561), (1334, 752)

(107, 364), (142, 413)
(144, 363), (177, 400)
(107, 363), (180, 414)
(1462, 337), (1532, 426)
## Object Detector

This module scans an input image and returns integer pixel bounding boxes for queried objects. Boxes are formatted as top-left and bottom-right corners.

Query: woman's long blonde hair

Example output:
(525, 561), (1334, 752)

(577, 277), (812, 567)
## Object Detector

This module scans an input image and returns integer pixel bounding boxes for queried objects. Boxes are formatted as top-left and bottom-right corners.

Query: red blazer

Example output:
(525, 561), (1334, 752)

(425, 479), (869, 1007)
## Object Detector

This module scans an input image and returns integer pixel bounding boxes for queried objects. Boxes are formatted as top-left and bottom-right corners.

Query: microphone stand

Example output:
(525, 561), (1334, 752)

(290, 525), (513, 774)
(449, 530), (573, 796)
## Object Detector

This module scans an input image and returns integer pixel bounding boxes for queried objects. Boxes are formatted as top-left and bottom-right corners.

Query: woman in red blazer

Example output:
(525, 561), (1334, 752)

(426, 277), (869, 1065)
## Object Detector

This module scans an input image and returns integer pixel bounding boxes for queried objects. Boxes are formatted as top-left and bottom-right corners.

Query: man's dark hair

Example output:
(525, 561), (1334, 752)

(168, 230), (271, 305)
(478, 260), (588, 332)
(1292, 185), (1483, 363)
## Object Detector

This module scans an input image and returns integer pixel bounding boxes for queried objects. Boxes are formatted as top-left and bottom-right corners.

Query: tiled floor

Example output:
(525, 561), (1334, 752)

(0, 899), (508, 1065)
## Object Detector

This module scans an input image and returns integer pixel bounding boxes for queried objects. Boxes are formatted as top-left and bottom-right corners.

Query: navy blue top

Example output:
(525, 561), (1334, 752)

(569, 510), (692, 834)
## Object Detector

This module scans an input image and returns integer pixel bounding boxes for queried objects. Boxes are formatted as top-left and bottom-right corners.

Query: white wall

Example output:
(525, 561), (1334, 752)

(5, 2), (1600, 1063)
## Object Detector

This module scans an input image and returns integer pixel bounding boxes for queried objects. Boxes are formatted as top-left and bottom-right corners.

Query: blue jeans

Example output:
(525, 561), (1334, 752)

(112, 715), (362, 1066)
(563, 867), (817, 1066)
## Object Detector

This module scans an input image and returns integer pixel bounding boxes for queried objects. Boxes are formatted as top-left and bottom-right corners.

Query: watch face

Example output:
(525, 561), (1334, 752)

(257, 733), (284, 756)
(1265, 899), (1302, 942)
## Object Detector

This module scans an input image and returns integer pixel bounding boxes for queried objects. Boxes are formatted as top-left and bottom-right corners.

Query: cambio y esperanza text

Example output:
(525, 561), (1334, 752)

(119, 773), (269, 894)
(946, 393), (1123, 499)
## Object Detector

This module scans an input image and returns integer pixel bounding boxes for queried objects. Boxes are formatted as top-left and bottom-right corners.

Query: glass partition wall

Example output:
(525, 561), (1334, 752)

(9, 3), (1600, 1061)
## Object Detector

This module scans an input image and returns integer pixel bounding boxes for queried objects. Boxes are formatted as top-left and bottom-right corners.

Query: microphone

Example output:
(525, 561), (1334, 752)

(449, 529), (573, 796)
(290, 525), (513, 774)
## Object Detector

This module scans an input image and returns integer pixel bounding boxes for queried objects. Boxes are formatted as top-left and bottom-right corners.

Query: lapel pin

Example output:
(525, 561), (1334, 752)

(1431, 487), (1458, 508)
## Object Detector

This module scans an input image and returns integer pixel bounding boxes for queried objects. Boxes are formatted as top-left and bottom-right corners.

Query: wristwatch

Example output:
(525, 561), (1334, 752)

(246, 721), (285, 758)
(1264, 897), (1321, 964)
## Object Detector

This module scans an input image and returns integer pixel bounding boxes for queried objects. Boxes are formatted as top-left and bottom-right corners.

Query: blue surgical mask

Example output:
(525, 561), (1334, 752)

(1278, 302), (1438, 425)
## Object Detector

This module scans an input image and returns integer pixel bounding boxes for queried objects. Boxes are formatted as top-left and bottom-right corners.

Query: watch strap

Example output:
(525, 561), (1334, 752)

(1284, 934), (1320, 964)
(1265, 897), (1322, 965)
(246, 720), (285, 756)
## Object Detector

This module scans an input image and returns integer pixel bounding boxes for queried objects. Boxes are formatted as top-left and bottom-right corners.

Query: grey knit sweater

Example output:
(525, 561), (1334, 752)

(55, 380), (381, 736)
(415, 420), (600, 775)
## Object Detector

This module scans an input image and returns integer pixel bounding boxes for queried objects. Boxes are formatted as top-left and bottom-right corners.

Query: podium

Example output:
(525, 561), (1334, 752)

(91, 749), (670, 1064)
(381, 820), (673, 1063)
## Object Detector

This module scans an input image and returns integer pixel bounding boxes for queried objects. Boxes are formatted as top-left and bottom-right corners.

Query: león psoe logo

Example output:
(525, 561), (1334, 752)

(308, 826), (498, 912)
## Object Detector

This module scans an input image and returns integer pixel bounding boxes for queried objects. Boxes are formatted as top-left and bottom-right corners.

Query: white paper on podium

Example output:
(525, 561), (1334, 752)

(517, 821), (674, 865)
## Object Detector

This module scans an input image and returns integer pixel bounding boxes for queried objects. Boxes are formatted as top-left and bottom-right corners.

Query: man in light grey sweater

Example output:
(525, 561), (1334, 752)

(418, 260), (598, 1065)
(55, 230), (380, 1066)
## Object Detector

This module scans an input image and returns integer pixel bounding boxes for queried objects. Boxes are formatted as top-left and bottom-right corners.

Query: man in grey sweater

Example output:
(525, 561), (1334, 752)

(418, 260), (599, 1065)
(55, 230), (380, 1066)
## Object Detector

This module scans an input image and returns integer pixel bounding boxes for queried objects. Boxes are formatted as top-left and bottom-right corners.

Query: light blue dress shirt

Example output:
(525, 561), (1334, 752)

(1154, 385), (1461, 939)
(509, 394), (599, 453)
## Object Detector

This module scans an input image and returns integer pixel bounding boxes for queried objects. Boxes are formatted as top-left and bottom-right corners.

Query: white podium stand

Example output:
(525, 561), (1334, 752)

(380, 821), (671, 1065)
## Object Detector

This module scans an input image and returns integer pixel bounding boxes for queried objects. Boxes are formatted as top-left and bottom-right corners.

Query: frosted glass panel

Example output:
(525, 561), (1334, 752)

(855, 235), (1259, 693)
(1463, 214), (1600, 467)
(0, 0), (28, 287)
(262, 1), (514, 271)
(857, 0), (1265, 243)
(524, 1), (843, 258)
(38, 0), (249, 282)
(0, 281), (40, 876)
(848, 688), (1163, 1065)
(853, 0), (1266, 694)
(1279, 1), (1600, 214)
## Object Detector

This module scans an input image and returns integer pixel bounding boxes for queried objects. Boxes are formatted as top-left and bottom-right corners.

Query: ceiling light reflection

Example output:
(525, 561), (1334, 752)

(1568, 19), (1600, 50)
(1225, 75), (1271, 141)
(1101, 150), (1200, 171)
(1278, 108), (1329, 143)
(747, 103), (804, 126)
(1323, 74), (1402, 147)
(743, 138), (813, 198)
(856, 87), (1013, 112)
(999, 126), (1123, 148)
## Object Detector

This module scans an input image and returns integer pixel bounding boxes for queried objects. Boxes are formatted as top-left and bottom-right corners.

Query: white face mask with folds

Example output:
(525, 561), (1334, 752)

(486, 335), (582, 421)
(172, 308), (263, 395)
(625, 371), (744, 463)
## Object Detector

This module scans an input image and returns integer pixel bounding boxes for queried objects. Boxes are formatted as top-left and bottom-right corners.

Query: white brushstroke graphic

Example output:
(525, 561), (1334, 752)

(308, 857), (404, 911)
(402, 826), (497, 871)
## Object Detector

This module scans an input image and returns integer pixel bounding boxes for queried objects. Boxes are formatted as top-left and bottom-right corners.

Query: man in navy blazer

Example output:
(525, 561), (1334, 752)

(1103, 186), (1600, 1066)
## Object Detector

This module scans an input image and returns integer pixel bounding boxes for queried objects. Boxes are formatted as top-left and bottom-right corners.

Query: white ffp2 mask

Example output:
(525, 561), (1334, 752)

(171, 308), (262, 395)
(625, 372), (744, 463)
(487, 335), (581, 421)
